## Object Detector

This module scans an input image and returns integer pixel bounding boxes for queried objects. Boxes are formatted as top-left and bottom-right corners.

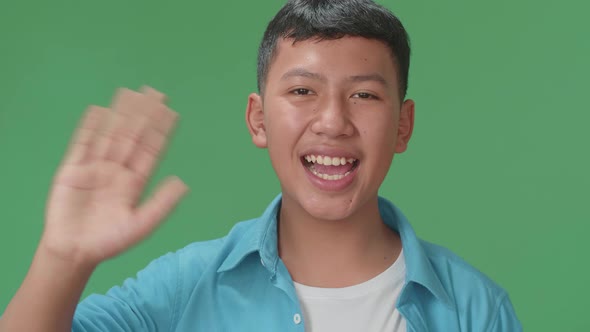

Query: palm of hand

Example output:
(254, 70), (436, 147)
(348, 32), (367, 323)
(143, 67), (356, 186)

(42, 87), (187, 265)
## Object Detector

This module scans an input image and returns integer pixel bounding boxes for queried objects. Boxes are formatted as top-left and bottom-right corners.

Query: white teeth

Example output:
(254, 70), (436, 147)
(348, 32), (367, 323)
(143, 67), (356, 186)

(308, 169), (352, 181)
(303, 154), (357, 165)
(303, 154), (358, 181)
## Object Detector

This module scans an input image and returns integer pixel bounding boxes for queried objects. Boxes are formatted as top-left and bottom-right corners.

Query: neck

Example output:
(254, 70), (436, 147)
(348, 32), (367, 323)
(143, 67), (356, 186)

(278, 195), (402, 288)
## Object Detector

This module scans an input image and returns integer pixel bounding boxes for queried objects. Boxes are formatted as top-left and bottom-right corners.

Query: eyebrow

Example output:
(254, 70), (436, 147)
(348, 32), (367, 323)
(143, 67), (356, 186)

(281, 68), (327, 82)
(280, 68), (389, 87)
(348, 73), (389, 87)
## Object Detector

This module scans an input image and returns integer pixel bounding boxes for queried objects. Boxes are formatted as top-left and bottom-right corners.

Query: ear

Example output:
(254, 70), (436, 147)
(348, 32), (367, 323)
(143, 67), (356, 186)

(245, 93), (267, 148)
(394, 99), (415, 153)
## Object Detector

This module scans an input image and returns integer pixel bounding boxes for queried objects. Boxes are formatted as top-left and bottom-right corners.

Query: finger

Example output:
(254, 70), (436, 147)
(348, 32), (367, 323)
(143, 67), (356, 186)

(91, 89), (137, 161)
(132, 176), (188, 238)
(111, 88), (149, 118)
(127, 112), (178, 177)
(139, 85), (167, 104)
(106, 88), (179, 176)
(94, 89), (152, 163)
(126, 126), (168, 177)
(113, 88), (177, 135)
(93, 112), (148, 163)
(90, 110), (116, 160)
(63, 105), (110, 165)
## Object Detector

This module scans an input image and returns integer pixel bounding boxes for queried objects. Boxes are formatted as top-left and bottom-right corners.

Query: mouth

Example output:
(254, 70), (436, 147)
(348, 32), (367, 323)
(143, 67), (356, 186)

(300, 154), (360, 181)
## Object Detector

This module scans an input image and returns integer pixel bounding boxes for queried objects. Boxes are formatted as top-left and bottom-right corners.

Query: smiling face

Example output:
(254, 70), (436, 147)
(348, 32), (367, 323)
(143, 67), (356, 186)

(247, 36), (415, 221)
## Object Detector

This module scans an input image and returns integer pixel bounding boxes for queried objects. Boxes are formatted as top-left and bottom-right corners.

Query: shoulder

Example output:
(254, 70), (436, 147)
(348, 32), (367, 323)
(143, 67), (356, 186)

(73, 219), (262, 330)
(418, 240), (521, 330)
(174, 218), (260, 267)
(169, 217), (261, 285)
(420, 239), (507, 300)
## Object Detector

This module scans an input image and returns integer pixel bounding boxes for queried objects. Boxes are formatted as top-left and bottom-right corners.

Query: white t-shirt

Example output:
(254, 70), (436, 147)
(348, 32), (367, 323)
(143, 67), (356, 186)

(294, 251), (407, 332)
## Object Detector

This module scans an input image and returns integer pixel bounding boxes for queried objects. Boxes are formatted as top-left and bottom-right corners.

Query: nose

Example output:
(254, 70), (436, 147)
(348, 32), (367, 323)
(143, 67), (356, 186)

(310, 94), (355, 138)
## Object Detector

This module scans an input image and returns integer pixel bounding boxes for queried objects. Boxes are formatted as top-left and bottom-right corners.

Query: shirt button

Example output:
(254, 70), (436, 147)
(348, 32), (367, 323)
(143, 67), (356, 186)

(293, 313), (302, 325)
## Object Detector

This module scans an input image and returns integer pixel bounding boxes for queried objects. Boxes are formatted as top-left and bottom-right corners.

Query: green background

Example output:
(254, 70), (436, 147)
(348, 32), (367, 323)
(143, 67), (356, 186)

(0, 0), (588, 330)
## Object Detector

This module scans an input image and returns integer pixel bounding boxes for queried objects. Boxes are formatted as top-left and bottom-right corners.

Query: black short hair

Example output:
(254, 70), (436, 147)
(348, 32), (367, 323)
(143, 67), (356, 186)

(257, 0), (411, 101)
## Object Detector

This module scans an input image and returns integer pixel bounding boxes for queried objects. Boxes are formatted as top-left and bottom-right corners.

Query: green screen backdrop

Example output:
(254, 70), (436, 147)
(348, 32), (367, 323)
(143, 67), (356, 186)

(1, 0), (588, 330)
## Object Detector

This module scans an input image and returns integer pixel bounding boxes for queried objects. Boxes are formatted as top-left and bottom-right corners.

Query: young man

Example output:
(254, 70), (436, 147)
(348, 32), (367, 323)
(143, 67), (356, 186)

(0, 0), (522, 331)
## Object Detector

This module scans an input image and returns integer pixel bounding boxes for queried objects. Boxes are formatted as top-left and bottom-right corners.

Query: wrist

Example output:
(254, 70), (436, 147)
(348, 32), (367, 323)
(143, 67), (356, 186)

(35, 239), (98, 279)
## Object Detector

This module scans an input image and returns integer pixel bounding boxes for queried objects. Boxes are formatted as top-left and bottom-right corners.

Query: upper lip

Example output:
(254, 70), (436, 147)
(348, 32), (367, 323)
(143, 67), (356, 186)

(300, 146), (361, 160)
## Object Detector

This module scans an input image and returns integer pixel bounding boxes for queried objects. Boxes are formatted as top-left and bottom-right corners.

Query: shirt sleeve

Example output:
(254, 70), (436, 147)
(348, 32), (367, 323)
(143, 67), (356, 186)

(486, 293), (523, 332)
(72, 251), (180, 332)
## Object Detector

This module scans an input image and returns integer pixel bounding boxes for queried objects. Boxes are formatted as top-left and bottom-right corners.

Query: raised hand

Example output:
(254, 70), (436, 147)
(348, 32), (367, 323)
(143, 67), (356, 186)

(42, 87), (188, 266)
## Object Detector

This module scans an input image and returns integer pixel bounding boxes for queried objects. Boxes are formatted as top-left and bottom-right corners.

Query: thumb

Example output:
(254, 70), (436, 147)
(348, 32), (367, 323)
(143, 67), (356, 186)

(132, 176), (189, 240)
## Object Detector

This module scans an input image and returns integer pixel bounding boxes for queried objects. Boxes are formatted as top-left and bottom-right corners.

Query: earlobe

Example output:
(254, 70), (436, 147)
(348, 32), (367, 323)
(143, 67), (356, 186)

(245, 93), (268, 148)
(395, 99), (415, 153)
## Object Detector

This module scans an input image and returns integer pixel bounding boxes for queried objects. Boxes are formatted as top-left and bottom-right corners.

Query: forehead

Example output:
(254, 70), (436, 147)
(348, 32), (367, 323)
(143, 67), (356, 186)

(268, 36), (398, 85)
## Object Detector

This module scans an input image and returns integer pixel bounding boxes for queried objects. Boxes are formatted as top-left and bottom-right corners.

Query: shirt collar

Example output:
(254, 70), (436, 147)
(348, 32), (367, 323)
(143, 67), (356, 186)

(217, 195), (282, 274)
(377, 196), (454, 308)
(217, 194), (453, 307)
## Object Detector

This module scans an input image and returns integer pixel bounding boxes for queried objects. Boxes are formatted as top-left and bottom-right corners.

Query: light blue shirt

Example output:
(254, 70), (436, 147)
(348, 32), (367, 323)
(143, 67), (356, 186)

(73, 195), (522, 331)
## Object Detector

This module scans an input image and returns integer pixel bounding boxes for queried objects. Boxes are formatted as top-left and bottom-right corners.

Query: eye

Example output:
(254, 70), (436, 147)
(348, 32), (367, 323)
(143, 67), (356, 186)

(352, 92), (378, 99)
(291, 88), (313, 96)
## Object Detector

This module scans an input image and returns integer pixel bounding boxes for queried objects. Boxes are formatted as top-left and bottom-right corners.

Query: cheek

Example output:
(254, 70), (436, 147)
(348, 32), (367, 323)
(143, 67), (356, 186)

(361, 114), (398, 159)
(266, 101), (311, 144)
(360, 109), (397, 137)
(265, 108), (309, 179)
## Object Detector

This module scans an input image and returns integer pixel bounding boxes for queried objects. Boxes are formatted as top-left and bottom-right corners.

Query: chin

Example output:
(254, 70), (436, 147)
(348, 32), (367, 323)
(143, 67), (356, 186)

(295, 191), (360, 222)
